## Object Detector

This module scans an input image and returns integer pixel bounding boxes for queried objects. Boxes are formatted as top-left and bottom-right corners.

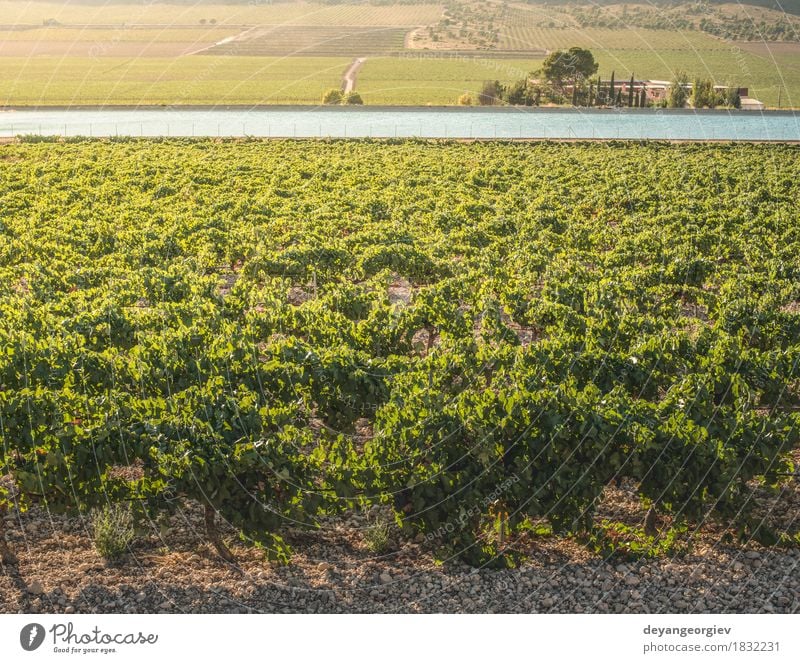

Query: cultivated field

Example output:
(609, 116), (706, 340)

(0, 1), (797, 108)
(496, 26), (729, 51)
(591, 48), (800, 108)
(0, 56), (351, 105)
(0, 1), (444, 26)
(354, 49), (799, 107)
(204, 25), (408, 57)
(0, 140), (799, 614)
(356, 56), (544, 105)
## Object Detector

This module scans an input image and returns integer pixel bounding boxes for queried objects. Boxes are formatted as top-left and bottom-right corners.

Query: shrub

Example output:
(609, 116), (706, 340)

(322, 88), (343, 105)
(92, 504), (135, 560)
(343, 92), (364, 105)
(364, 513), (392, 553)
(478, 80), (503, 106)
(458, 93), (473, 106)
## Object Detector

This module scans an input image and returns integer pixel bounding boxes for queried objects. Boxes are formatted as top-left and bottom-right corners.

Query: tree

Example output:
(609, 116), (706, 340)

(692, 78), (723, 109)
(639, 88), (647, 108)
(539, 47), (598, 94)
(478, 80), (504, 106)
(628, 74), (635, 107)
(343, 92), (364, 105)
(608, 70), (615, 106)
(322, 88), (343, 105)
(506, 79), (536, 106)
(691, 77), (706, 108)
(723, 85), (741, 109)
(667, 71), (689, 108)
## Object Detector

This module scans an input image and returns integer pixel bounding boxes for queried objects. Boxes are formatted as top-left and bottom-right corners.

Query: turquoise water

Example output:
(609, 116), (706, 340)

(0, 107), (798, 140)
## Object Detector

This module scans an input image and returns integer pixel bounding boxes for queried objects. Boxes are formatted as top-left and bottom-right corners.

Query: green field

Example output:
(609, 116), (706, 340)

(594, 48), (800, 109)
(0, 56), (350, 105)
(356, 56), (544, 105)
(0, 1), (798, 107)
(356, 50), (800, 107)
(1, 48), (796, 107)
(1, 139), (799, 565)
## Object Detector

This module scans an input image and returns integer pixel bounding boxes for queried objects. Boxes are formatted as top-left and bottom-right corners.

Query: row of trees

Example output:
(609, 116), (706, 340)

(666, 72), (741, 109)
(461, 48), (741, 109)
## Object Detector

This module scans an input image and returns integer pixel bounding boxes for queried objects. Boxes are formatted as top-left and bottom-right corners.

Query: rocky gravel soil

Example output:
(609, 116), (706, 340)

(1, 478), (799, 614)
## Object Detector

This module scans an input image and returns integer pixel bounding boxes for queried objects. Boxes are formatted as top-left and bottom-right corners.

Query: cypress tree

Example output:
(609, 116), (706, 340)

(639, 88), (647, 108)
(628, 73), (634, 107)
(616, 89), (622, 106)
(609, 71), (615, 106)
(588, 82), (594, 106)
(596, 75), (602, 105)
(572, 84), (578, 106)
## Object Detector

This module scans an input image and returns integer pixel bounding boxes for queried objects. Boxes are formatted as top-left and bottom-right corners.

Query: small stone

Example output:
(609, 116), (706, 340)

(27, 580), (43, 595)
(379, 573), (392, 585)
(541, 597), (554, 608)
(745, 551), (761, 560)
(64, 606), (75, 614)
(624, 575), (640, 587)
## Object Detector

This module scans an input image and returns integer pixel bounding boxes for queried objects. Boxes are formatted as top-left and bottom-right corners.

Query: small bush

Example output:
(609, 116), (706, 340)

(92, 504), (134, 560)
(364, 513), (391, 553)
(322, 88), (343, 105)
(343, 92), (364, 105)
(458, 93), (473, 106)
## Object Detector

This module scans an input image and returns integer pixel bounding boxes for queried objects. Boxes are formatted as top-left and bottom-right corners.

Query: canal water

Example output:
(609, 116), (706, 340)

(0, 107), (798, 140)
